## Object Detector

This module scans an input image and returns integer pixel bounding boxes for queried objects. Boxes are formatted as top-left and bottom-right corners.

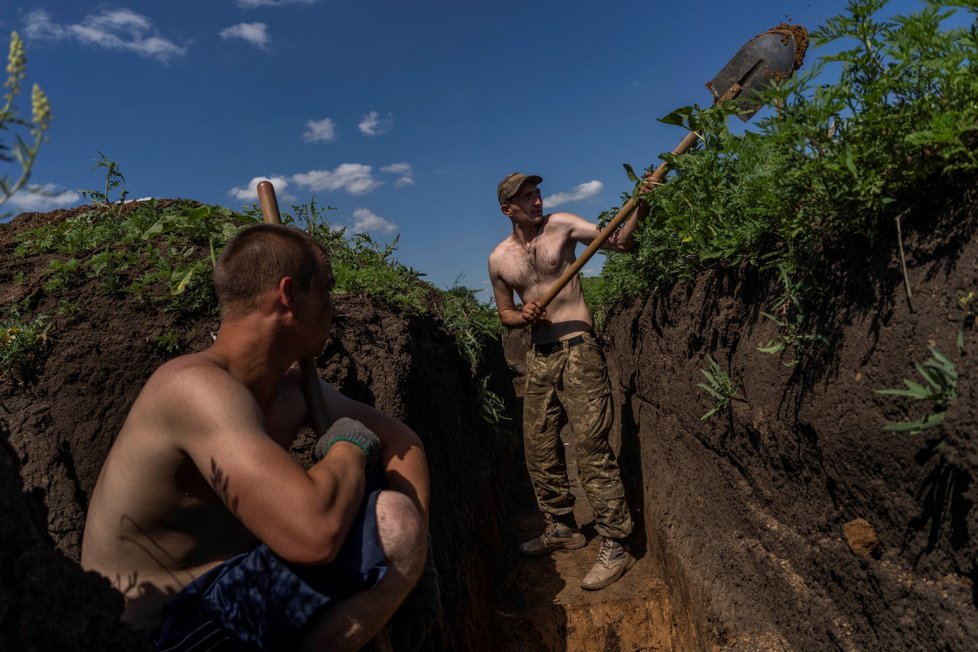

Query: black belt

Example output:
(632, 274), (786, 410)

(533, 334), (587, 356)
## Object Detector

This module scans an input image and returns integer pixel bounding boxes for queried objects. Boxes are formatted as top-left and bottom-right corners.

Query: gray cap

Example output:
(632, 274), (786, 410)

(497, 171), (543, 204)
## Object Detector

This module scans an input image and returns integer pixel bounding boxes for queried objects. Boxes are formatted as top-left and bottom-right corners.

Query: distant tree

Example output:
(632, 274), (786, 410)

(1, 31), (52, 213)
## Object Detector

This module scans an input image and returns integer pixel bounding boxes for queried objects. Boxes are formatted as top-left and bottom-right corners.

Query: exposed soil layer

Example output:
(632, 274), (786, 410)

(600, 181), (978, 650)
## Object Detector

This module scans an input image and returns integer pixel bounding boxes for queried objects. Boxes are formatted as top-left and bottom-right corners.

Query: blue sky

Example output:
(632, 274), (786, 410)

(0, 0), (966, 294)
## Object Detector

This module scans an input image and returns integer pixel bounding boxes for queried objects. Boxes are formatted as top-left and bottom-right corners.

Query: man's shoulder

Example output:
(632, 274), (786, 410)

(142, 352), (240, 404)
(546, 211), (587, 227)
(488, 235), (519, 263)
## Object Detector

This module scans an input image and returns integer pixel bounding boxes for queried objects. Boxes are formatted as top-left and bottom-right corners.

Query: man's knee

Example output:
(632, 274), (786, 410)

(375, 491), (426, 584)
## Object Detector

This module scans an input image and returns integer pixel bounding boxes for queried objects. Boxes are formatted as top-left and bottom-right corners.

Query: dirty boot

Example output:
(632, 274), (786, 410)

(519, 518), (586, 557)
(581, 537), (635, 590)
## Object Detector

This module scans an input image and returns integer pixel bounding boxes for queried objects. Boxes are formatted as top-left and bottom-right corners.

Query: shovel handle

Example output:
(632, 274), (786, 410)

(256, 181), (331, 437)
(538, 84), (743, 310)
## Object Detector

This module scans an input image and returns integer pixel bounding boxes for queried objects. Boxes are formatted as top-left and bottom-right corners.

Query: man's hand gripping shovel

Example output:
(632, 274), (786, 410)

(538, 24), (809, 310)
(256, 181), (396, 652)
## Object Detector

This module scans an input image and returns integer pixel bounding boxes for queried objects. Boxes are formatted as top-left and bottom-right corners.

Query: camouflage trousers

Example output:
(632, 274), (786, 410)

(522, 331), (632, 540)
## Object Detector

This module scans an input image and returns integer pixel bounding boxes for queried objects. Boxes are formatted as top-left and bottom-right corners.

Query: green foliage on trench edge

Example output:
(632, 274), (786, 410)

(4, 166), (508, 428)
(584, 0), (977, 428)
(589, 0), (978, 319)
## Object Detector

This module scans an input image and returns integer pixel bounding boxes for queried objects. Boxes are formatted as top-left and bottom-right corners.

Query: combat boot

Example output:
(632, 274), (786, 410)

(580, 537), (635, 590)
(519, 517), (586, 556)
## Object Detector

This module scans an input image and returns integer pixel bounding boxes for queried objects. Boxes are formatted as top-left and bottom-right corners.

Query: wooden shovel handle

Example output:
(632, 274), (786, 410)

(256, 181), (331, 436)
(538, 84), (742, 310)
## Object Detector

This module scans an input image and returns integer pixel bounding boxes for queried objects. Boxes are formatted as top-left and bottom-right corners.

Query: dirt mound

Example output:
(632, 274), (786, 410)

(0, 207), (519, 650)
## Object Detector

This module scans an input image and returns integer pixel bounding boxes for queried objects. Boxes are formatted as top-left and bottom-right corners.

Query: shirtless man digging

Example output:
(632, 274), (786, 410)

(81, 223), (429, 650)
(488, 172), (647, 590)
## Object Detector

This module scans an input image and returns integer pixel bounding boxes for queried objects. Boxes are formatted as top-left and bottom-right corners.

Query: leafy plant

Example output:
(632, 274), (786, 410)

(79, 151), (128, 207)
(756, 265), (825, 366)
(876, 347), (957, 434)
(477, 374), (512, 427)
(697, 355), (740, 420)
(154, 329), (182, 356)
(597, 0), (978, 319)
(0, 31), (52, 214)
(42, 257), (80, 293)
(0, 311), (49, 380)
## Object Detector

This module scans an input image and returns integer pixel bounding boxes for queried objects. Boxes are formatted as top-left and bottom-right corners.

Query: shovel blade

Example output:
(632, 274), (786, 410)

(707, 26), (805, 121)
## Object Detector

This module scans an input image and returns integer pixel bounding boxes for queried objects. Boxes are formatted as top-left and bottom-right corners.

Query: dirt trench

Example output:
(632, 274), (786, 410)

(3, 178), (978, 650)
(488, 180), (978, 651)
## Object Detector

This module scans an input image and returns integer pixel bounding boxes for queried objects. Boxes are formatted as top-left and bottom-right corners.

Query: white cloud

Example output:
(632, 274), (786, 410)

(303, 117), (336, 143)
(227, 176), (294, 202)
(358, 111), (393, 136)
(5, 184), (81, 212)
(381, 162), (414, 187)
(24, 9), (188, 62)
(291, 163), (380, 195)
(350, 208), (397, 235)
(237, 0), (318, 6)
(219, 22), (270, 49)
(544, 180), (603, 208)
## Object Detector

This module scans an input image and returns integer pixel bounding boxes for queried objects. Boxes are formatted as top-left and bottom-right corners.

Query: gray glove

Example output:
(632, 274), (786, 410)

(314, 417), (381, 469)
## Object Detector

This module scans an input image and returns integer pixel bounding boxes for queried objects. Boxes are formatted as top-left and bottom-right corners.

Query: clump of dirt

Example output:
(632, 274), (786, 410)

(768, 24), (809, 71)
(0, 207), (519, 651)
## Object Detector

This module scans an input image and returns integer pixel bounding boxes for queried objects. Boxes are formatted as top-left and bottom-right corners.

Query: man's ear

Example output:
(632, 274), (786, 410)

(277, 276), (297, 313)
(500, 202), (513, 218)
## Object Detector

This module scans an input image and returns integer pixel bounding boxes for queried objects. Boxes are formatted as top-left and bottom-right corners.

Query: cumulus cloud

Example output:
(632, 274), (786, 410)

(291, 163), (380, 195)
(350, 208), (397, 235)
(227, 175), (294, 202)
(358, 111), (393, 136)
(237, 0), (318, 6)
(303, 117), (337, 143)
(23, 9), (188, 62)
(5, 184), (81, 212)
(219, 22), (270, 49)
(544, 180), (603, 208)
(381, 162), (414, 187)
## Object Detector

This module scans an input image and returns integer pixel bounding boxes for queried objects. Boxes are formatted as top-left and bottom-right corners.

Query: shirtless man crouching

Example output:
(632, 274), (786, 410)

(81, 223), (429, 650)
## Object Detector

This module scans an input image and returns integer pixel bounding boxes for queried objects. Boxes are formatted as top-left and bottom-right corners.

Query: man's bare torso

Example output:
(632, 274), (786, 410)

(80, 353), (307, 629)
(490, 213), (594, 342)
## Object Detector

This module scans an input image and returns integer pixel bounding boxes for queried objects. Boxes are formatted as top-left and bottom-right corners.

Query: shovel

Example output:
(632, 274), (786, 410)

(537, 24), (809, 310)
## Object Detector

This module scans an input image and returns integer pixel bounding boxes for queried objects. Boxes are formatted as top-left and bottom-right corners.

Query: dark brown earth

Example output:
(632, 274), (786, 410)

(2, 177), (977, 651)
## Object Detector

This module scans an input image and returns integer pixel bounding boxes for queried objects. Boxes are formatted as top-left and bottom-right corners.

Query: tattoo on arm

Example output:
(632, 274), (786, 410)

(209, 458), (239, 514)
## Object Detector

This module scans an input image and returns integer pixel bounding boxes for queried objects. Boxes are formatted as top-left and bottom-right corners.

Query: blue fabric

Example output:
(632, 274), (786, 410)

(156, 469), (387, 651)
